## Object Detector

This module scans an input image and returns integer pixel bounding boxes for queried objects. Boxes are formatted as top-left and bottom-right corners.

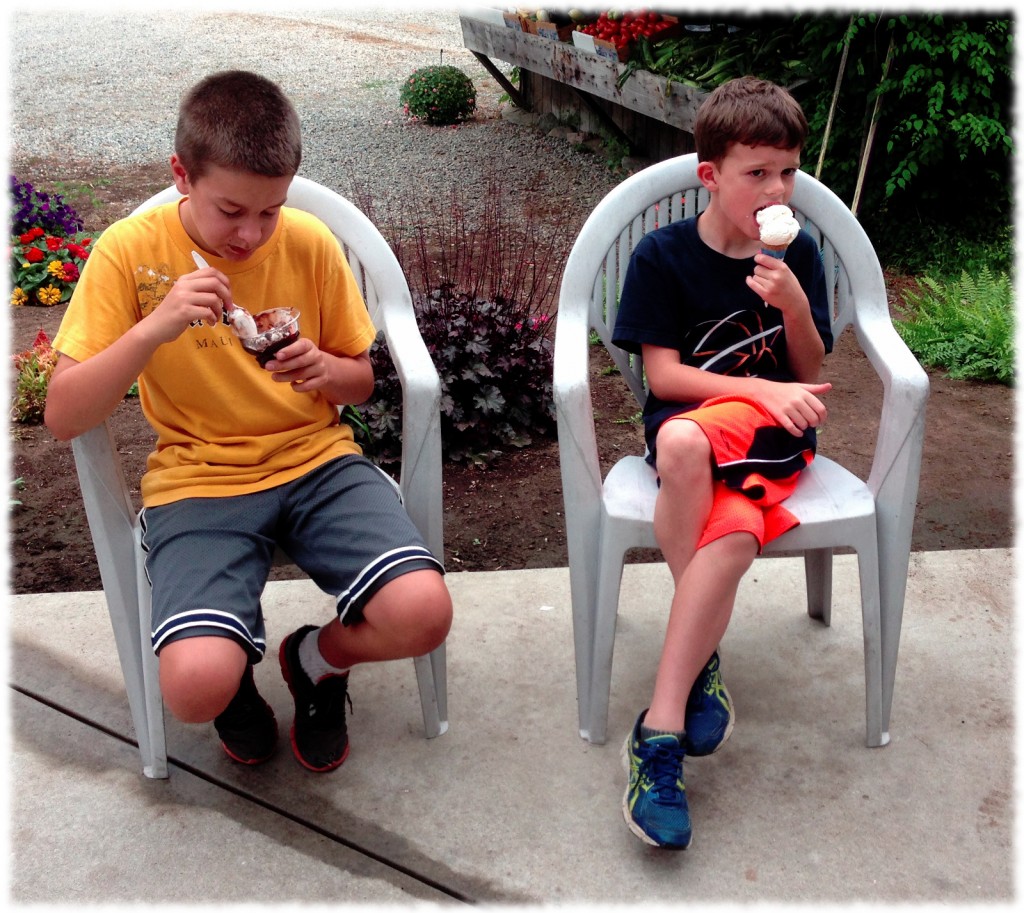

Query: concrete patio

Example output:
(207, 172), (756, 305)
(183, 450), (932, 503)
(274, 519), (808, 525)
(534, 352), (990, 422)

(7, 549), (1016, 905)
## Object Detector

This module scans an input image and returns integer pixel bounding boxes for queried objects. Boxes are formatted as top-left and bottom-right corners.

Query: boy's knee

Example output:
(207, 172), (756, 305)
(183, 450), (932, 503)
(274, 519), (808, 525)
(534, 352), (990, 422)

(408, 575), (453, 654)
(368, 570), (453, 655)
(655, 419), (712, 481)
(158, 636), (249, 723)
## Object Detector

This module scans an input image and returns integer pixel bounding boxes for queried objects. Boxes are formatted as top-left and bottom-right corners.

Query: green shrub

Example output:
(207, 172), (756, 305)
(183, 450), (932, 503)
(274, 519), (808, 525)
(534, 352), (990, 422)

(349, 179), (568, 465)
(359, 291), (554, 466)
(895, 267), (1014, 385)
(400, 65), (476, 126)
(871, 220), (1013, 279)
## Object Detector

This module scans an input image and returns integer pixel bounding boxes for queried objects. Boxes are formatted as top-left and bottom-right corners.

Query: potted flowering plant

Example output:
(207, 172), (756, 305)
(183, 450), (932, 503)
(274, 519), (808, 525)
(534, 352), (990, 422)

(9, 175), (93, 307)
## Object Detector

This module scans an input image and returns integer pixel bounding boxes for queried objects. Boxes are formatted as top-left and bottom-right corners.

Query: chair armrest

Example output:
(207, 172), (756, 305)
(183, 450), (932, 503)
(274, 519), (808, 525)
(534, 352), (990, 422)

(852, 307), (930, 503)
(554, 290), (605, 567)
(71, 422), (140, 600)
(375, 293), (444, 561)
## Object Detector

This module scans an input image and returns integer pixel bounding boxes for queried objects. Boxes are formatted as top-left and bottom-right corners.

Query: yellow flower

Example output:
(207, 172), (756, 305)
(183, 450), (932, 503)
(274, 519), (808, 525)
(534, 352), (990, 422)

(36, 285), (62, 306)
(11, 287), (28, 307)
(47, 260), (66, 279)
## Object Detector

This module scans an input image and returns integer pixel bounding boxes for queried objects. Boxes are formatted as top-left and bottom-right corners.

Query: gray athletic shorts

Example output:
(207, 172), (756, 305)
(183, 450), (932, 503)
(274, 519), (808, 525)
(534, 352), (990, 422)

(139, 455), (444, 661)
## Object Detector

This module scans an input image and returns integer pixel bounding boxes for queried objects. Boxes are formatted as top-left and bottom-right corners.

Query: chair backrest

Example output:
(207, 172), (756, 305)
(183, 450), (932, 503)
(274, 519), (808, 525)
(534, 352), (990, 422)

(558, 153), (890, 408)
(130, 176), (443, 556)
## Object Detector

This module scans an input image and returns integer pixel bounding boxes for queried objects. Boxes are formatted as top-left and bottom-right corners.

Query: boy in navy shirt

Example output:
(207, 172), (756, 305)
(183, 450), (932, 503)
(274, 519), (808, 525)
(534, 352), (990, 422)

(612, 76), (833, 849)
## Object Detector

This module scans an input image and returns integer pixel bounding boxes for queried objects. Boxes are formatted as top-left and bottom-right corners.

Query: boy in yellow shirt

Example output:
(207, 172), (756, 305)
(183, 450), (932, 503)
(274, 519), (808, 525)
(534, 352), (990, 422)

(46, 70), (452, 773)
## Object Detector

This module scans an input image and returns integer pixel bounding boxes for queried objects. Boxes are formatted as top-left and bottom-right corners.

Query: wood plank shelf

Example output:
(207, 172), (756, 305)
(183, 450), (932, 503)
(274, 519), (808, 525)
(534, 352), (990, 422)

(460, 13), (706, 134)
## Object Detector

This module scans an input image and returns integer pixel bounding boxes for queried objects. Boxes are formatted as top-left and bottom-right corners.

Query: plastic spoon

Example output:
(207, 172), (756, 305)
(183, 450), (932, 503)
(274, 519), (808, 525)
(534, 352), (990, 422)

(190, 250), (259, 337)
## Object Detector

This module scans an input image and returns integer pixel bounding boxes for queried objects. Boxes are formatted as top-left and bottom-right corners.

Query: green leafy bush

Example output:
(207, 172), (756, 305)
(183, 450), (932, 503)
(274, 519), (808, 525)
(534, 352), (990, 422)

(796, 15), (1012, 262)
(400, 65), (476, 126)
(895, 267), (1013, 385)
(349, 180), (568, 465)
(361, 291), (554, 465)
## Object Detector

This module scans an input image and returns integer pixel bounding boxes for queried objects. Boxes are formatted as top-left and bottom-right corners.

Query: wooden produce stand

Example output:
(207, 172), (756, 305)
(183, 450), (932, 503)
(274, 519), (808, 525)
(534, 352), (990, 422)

(460, 9), (706, 159)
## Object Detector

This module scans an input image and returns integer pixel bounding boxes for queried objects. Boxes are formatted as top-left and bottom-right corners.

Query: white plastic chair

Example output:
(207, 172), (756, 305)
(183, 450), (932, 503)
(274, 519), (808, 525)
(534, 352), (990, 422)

(554, 154), (928, 749)
(70, 176), (448, 779)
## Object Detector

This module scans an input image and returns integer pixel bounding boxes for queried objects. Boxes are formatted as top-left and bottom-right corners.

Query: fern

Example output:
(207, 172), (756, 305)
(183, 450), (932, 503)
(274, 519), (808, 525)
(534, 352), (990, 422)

(894, 267), (1014, 385)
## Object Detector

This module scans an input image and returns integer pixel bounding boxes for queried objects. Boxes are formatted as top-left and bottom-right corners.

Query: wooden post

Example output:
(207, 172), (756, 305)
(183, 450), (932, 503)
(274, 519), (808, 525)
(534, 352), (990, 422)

(851, 35), (895, 218)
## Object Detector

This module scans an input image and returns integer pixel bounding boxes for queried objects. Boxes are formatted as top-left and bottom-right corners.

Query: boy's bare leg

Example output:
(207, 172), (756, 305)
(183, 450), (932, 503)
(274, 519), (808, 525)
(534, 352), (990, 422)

(652, 419), (714, 579)
(280, 568), (451, 772)
(644, 532), (757, 732)
(316, 569), (452, 670)
(159, 635), (249, 722)
(645, 418), (756, 732)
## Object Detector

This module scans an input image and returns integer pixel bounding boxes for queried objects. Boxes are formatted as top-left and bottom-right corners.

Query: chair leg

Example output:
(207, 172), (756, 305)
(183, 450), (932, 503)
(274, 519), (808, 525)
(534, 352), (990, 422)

(804, 547), (833, 625)
(855, 541), (886, 748)
(569, 575), (596, 741)
(879, 561), (910, 740)
(139, 638), (169, 778)
(429, 641), (448, 725)
(584, 533), (629, 745)
(413, 644), (448, 738)
(136, 557), (168, 778)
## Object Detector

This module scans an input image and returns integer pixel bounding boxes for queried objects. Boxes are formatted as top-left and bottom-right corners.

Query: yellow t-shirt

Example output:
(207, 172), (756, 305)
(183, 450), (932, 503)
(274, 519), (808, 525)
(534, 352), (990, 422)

(53, 200), (378, 507)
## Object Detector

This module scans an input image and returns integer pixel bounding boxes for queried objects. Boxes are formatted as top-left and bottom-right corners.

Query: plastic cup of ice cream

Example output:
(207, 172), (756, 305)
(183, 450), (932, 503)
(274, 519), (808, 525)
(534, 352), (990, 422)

(240, 307), (301, 367)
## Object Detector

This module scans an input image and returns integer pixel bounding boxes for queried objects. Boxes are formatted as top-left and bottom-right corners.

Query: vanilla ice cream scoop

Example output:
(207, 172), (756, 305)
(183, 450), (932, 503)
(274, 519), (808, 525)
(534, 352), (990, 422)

(191, 250), (259, 338)
(756, 204), (800, 255)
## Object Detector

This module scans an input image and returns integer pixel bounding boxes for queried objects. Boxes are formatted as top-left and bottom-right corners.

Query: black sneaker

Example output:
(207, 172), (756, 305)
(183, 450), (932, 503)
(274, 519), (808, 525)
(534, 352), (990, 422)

(213, 663), (278, 765)
(279, 625), (352, 772)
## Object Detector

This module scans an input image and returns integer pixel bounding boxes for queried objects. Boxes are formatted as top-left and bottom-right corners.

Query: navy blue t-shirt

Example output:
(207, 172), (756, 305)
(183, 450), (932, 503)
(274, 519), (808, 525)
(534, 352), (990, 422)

(612, 215), (833, 457)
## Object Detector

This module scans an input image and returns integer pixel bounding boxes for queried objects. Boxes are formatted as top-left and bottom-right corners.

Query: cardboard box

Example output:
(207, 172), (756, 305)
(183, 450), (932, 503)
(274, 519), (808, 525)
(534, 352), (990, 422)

(532, 19), (576, 41)
(502, 11), (527, 31)
(571, 29), (628, 63)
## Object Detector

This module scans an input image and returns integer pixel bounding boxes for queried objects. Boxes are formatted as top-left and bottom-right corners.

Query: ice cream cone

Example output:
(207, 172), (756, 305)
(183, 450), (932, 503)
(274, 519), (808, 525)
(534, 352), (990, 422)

(756, 205), (799, 260)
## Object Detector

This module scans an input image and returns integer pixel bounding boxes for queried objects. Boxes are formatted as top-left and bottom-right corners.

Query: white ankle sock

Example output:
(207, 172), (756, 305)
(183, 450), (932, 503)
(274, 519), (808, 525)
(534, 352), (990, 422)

(297, 627), (350, 683)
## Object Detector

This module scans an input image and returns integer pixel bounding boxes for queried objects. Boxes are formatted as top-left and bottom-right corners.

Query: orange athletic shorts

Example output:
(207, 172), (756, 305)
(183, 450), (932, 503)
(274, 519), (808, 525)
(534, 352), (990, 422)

(660, 395), (815, 551)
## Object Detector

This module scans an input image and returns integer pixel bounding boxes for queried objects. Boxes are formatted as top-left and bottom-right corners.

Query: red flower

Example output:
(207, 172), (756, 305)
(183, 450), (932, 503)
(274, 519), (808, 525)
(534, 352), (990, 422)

(29, 226), (45, 240)
(45, 235), (62, 251)
(24, 247), (44, 263)
(62, 262), (80, 282)
(19, 231), (35, 244)
(32, 328), (51, 350)
(65, 242), (90, 260)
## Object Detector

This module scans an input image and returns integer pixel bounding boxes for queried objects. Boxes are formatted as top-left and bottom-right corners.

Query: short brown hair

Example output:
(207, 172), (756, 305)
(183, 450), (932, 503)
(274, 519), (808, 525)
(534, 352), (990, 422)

(694, 76), (807, 164)
(175, 70), (302, 180)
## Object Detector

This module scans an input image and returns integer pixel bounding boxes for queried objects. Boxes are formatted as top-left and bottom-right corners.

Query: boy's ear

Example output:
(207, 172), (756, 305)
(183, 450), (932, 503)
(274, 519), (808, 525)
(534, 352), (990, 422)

(697, 159), (718, 192)
(169, 154), (192, 195)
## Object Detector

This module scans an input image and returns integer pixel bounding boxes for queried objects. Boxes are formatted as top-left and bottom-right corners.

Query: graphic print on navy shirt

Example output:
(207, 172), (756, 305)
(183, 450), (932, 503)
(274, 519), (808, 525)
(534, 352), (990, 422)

(689, 306), (783, 377)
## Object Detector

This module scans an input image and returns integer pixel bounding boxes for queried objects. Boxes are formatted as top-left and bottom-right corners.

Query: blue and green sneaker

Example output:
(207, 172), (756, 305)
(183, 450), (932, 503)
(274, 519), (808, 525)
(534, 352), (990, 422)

(685, 650), (734, 757)
(622, 711), (692, 849)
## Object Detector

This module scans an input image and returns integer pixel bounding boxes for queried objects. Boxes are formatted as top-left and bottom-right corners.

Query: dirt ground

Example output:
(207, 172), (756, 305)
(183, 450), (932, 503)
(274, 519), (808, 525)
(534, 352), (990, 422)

(7, 158), (1014, 595)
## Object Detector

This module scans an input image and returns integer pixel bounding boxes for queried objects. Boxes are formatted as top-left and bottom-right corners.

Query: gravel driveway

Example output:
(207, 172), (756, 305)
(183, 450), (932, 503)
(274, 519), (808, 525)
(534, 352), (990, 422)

(9, 8), (619, 214)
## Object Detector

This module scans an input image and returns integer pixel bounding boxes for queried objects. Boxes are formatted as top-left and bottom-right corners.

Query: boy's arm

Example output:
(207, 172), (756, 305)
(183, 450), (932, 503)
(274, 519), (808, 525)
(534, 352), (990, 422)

(45, 269), (232, 440)
(643, 344), (830, 437)
(748, 252), (826, 383)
